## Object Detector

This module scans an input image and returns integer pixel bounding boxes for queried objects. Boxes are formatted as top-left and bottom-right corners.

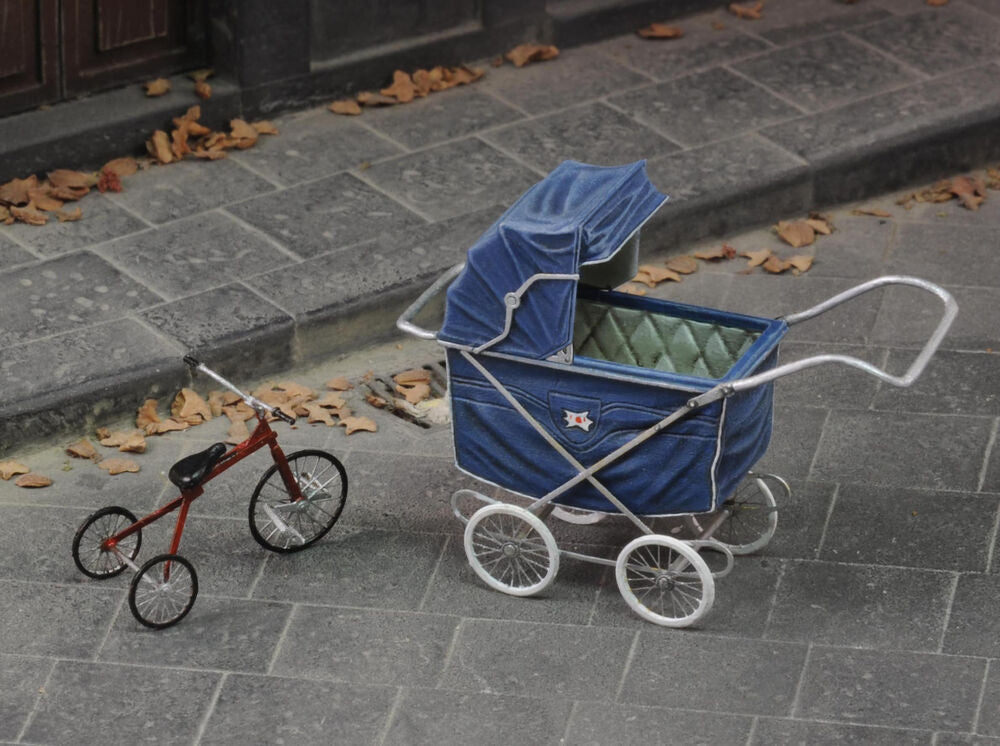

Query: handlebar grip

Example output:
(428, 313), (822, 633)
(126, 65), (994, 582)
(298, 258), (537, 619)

(273, 409), (296, 425)
(183, 355), (201, 369)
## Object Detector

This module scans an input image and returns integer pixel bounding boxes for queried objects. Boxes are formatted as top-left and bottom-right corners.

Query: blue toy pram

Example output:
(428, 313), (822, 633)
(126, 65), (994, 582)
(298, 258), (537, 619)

(398, 161), (957, 627)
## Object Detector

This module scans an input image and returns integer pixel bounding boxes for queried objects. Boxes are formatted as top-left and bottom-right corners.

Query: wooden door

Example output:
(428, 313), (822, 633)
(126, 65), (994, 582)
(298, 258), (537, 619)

(0, 0), (60, 114)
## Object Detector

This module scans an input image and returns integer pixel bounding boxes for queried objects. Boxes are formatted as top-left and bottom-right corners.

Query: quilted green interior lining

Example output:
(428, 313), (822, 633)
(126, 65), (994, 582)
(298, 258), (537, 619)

(573, 299), (760, 379)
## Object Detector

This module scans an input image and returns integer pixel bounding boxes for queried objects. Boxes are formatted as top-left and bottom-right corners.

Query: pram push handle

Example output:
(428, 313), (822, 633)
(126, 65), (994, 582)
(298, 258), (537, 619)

(396, 263), (465, 341)
(689, 275), (958, 407)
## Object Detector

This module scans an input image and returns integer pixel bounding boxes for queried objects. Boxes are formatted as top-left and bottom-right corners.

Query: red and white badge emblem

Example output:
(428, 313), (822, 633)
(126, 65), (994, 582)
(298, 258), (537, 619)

(563, 409), (593, 432)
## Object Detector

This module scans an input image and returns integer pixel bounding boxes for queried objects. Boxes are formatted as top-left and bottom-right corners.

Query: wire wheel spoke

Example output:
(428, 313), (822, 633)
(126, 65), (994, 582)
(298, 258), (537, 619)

(464, 505), (558, 597)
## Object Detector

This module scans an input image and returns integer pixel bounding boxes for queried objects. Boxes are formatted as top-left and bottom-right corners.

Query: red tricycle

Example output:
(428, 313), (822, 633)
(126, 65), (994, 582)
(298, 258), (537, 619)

(71, 355), (348, 629)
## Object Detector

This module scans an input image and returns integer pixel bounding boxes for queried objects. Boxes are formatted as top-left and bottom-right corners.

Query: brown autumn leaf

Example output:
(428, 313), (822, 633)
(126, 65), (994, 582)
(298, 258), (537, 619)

(787, 255), (814, 274)
(729, 1), (764, 19)
(634, 265), (681, 287)
(117, 432), (147, 454)
(171, 388), (212, 422)
(356, 91), (398, 107)
(222, 402), (256, 423)
(175, 106), (211, 136)
(136, 399), (161, 429)
(666, 255), (698, 274)
(144, 418), (191, 435)
(225, 417), (250, 445)
(365, 393), (388, 408)
(144, 78), (171, 96)
(276, 381), (315, 399)
(171, 126), (191, 159)
(775, 220), (815, 248)
(382, 70), (418, 103)
(394, 369), (431, 386)
(985, 166), (1000, 190)
(97, 429), (141, 447)
(55, 207), (83, 222)
(0, 174), (38, 205)
(252, 120), (279, 136)
(329, 99), (363, 115)
(740, 249), (772, 267)
(16, 473), (52, 488)
(0, 205), (11, 225)
(341, 416), (378, 435)
(302, 402), (337, 426)
(67, 439), (100, 460)
(27, 188), (63, 211)
(693, 244), (737, 261)
(194, 80), (212, 100)
(103, 157), (139, 179)
(0, 461), (30, 480)
(951, 175), (986, 210)
(505, 43), (560, 67)
(762, 255), (792, 274)
(316, 392), (347, 409)
(48, 170), (98, 189)
(326, 376), (353, 391)
(638, 22), (684, 39)
(397, 382), (431, 404)
(11, 204), (48, 225)
(851, 207), (892, 218)
(188, 68), (213, 83)
(805, 213), (833, 234)
(449, 65), (485, 85)
(95, 427), (111, 440)
(617, 283), (648, 296)
(229, 119), (259, 148)
(147, 130), (174, 164)
(411, 69), (434, 96)
(98, 458), (140, 475)
(192, 147), (228, 160)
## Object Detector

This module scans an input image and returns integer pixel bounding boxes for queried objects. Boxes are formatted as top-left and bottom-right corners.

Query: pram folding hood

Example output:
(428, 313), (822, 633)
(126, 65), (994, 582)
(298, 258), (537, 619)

(439, 160), (788, 516)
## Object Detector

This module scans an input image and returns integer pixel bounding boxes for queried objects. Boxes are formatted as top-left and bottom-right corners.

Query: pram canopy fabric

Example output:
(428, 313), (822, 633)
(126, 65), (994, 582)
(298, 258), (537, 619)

(438, 160), (668, 360)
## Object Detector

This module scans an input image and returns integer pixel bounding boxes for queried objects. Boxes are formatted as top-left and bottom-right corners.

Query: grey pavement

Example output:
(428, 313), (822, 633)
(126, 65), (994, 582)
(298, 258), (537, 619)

(2, 0), (1000, 451)
(0, 167), (998, 743)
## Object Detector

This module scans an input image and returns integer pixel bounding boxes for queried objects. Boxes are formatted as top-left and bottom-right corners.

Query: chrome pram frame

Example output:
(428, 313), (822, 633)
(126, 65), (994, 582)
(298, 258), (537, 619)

(398, 268), (957, 627)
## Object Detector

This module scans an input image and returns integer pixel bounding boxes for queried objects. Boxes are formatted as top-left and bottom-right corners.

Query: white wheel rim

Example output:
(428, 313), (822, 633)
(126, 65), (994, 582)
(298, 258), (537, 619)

(616, 535), (714, 628)
(464, 504), (560, 597)
(551, 506), (607, 525)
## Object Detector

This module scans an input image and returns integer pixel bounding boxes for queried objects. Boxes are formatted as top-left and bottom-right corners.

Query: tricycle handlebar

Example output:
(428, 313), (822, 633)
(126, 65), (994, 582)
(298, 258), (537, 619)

(689, 275), (957, 407)
(184, 356), (291, 422)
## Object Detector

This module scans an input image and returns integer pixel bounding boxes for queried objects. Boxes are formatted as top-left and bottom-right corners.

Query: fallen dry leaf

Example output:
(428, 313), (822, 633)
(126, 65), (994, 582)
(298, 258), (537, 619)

(341, 416), (378, 435)
(98, 458), (140, 475)
(103, 157), (139, 178)
(66, 440), (99, 460)
(693, 244), (737, 261)
(222, 403), (256, 423)
(394, 369), (431, 386)
(276, 381), (314, 398)
(194, 80), (212, 100)
(950, 175), (986, 211)
(729, 1), (764, 19)
(0, 461), (30, 480)
(382, 70), (418, 103)
(117, 432), (147, 454)
(171, 388), (212, 422)
(634, 264), (681, 287)
(171, 127), (191, 160)
(316, 392), (347, 409)
(329, 99), (363, 115)
(188, 68), (213, 83)
(0, 205), (11, 225)
(805, 213), (833, 235)
(617, 283), (648, 296)
(252, 121), (279, 136)
(225, 418), (250, 445)
(147, 130), (174, 164)
(397, 382), (431, 405)
(505, 43), (559, 67)
(356, 91), (398, 107)
(136, 399), (161, 429)
(365, 393), (388, 408)
(97, 429), (141, 447)
(15, 473), (52, 488)
(851, 207), (892, 218)
(638, 22), (684, 39)
(666, 255), (698, 274)
(0, 174), (38, 205)
(741, 249), (772, 267)
(144, 78), (171, 96)
(775, 220), (816, 248)
(27, 188), (63, 211)
(11, 204), (48, 225)
(144, 418), (191, 435)
(326, 376), (353, 391)
(787, 255), (814, 273)
(762, 255), (792, 274)
(229, 119), (259, 148)
(303, 402), (337, 426)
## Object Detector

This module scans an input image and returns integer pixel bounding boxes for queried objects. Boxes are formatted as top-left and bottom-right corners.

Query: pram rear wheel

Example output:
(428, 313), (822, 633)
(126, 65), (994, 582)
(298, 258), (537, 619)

(464, 504), (559, 597)
(128, 553), (198, 629)
(616, 535), (714, 628)
(685, 474), (778, 555)
(249, 450), (347, 553)
(72, 506), (142, 579)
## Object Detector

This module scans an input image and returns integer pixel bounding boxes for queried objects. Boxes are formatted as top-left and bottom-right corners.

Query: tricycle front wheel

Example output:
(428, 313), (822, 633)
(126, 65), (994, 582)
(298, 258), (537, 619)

(128, 553), (198, 629)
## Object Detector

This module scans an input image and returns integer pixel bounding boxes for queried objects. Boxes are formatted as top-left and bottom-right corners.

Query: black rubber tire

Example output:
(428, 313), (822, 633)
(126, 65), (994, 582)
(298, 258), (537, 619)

(248, 449), (348, 553)
(72, 506), (141, 579)
(128, 553), (198, 629)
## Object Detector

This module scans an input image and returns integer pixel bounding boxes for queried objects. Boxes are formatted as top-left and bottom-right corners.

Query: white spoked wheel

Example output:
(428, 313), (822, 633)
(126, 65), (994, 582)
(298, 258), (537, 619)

(551, 506), (607, 525)
(464, 503), (559, 597)
(686, 474), (778, 555)
(616, 535), (714, 628)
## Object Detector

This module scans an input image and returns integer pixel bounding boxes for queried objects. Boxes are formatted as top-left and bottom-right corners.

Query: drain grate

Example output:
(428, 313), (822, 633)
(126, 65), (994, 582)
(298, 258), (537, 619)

(361, 359), (448, 428)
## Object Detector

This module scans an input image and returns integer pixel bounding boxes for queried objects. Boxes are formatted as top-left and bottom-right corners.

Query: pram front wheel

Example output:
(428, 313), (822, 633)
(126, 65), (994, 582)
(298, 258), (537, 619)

(616, 535), (714, 628)
(72, 506), (142, 579)
(249, 450), (348, 553)
(685, 474), (778, 555)
(128, 553), (198, 629)
(464, 503), (559, 597)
